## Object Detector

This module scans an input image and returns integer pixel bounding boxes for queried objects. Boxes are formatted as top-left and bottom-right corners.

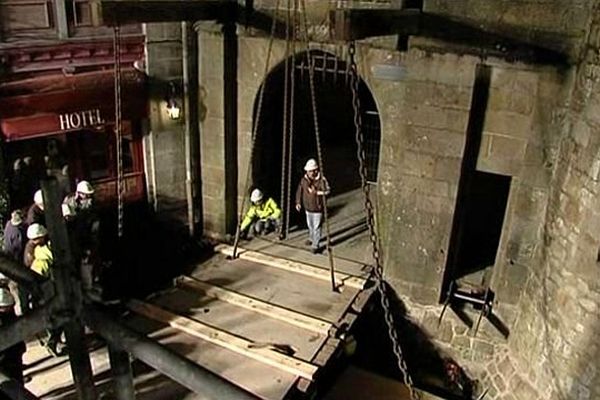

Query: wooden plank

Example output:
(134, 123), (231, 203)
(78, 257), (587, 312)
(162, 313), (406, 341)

(246, 237), (373, 279)
(191, 257), (359, 322)
(128, 299), (319, 381)
(176, 276), (333, 335)
(215, 244), (367, 290)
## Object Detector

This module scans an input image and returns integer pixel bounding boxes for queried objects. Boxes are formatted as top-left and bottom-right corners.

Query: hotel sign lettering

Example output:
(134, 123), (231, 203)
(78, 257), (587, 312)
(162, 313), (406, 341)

(59, 108), (105, 131)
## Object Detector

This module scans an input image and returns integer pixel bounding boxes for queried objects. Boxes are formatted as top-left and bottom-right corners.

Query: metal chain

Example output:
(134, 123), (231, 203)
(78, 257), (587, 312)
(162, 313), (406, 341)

(348, 41), (420, 400)
(280, 0), (291, 238)
(232, 0), (282, 257)
(284, 0), (297, 238)
(113, 25), (124, 238)
(300, 0), (337, 291)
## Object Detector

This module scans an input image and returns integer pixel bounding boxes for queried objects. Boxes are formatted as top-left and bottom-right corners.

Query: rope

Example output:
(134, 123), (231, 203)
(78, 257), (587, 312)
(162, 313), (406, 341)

(348, 41), (420, 400)
(299, 0), (337, 292)
(284, 0), (297, 239)
(113, 25), (124, 238)
(232, 0), (282, 258)
(279, 0), (291, 239)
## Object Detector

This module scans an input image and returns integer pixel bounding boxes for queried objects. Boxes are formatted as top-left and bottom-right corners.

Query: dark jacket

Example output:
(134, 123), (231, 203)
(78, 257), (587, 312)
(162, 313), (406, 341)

(26, 204), (44, 226)
(3, 222), (26, 262)
(23, 240), (36, 269)
(295, 173), (330, 213)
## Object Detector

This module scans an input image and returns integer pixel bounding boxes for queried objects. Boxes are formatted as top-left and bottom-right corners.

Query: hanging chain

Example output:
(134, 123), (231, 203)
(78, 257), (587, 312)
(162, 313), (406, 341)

(113, 25), (124, 238)
(300, 0), (337, 291)
(348, 41), (420, 400)
(280, 0), (291, 238)
(232, 0), (282, 257)
(284, 0), (297, 238)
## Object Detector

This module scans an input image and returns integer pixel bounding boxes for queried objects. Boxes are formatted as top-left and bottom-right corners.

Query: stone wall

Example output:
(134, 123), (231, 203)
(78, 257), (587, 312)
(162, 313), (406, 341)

(482, 66), (568, 305)
(144, 22), (187, 220)
(359, 46), (474, 305)
(506, 1), (600, 398)
(199, 26), (227, 235)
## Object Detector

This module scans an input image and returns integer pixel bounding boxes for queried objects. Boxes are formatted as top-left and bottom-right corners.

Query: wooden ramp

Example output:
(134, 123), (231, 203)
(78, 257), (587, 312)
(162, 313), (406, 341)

(125, 241), (375, 399)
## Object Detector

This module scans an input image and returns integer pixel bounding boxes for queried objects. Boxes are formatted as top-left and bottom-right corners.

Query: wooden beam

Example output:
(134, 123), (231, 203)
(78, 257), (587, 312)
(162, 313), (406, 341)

(84, 306), (257, 400)
(176, 276), (333, 334)
(99, 0), (236, 25)
(329, 8), (569, 65)
(215, 245), (367, 290)
(128, 300), (319, 380)
(108, 345), (135, 400)
(330, 8), (420, 41)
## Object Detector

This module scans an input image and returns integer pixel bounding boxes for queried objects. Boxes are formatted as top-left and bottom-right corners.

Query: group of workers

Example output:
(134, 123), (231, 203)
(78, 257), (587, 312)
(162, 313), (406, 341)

(241, 158), (330, 254)
(1, 180), (98, 361)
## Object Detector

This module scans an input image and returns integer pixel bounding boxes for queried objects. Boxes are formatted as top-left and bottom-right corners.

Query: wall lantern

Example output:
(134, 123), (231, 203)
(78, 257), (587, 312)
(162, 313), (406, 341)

(165, 81), (181, 120)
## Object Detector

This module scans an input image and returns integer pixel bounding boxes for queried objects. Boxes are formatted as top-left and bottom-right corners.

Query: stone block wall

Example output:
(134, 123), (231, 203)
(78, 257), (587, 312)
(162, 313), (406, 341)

(506, 2), (600, 398)
(199, 26), (228, 235)
(144, 22), (187, 219)
(481, 66), (568, 305)
(358, 46), (475, 304)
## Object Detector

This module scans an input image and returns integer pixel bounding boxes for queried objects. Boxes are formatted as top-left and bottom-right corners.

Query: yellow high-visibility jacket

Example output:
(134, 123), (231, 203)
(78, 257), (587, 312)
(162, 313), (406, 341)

(241, 198), (281, 231)
(31, 244), (53, 277)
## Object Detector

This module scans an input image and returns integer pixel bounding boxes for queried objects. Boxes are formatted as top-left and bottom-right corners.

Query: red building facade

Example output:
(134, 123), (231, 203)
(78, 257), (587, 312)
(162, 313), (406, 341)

(0, 0), (147, 210)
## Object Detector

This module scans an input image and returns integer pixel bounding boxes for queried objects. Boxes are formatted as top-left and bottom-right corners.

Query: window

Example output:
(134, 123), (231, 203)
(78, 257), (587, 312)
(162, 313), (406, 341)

(121, 135), (135, 173)
(78, 131), (110, 180)
(71, 0), (92, 26)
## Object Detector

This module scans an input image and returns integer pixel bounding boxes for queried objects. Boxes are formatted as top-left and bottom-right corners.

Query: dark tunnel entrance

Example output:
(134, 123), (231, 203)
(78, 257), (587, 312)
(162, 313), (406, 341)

(251, 51), (381, 230)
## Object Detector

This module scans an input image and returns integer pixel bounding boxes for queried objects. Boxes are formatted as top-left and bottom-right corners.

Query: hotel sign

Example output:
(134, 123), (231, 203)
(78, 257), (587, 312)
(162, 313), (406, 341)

(59, 108), (105, 131)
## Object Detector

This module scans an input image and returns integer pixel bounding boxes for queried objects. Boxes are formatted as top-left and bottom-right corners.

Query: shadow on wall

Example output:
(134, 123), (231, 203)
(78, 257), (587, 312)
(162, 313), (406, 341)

(351, 283), (477, 400)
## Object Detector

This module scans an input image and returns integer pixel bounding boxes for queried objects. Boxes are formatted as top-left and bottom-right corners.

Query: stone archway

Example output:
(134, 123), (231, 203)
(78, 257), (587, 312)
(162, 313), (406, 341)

(250, 50), (381, 231)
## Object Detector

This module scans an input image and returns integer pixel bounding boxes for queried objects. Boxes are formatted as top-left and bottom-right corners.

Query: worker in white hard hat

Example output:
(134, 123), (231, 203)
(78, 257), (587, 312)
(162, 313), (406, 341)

(63, 180), (95, 216)
(3, 210), (26, 262)
(63, 180), (100, 296)
(240, 188), (282, 239)
(3, 210), (29, 316)
(295, 158), (330, 254)
(24, 224), (52, 278)
(26, 189), (45, 226)
(23, 223), (48, 269)
(23, 225), (63, 356)
(0, 286), (26, 382)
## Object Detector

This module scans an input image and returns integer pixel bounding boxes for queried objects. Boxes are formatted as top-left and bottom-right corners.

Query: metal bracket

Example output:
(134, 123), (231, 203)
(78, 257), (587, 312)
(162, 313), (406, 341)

(438, 281), (494, 337)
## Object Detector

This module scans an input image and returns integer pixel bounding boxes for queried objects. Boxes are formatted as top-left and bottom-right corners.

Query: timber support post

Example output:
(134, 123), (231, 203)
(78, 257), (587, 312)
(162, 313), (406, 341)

(42, 179), (97, 400)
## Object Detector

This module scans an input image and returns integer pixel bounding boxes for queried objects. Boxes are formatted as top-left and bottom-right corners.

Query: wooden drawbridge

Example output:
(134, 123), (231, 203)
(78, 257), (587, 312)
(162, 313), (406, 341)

(124, 238), (375, 399)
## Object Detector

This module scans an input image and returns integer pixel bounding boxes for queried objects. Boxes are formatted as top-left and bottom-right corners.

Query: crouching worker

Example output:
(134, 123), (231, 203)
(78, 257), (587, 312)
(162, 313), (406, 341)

(240, 189), (281, 239)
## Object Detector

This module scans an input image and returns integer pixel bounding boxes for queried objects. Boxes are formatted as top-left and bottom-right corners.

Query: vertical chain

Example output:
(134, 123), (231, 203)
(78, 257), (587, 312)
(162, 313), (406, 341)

(232, 0), (282, 257)
(113, 25), (124, 238)
(348, 41), (420, 400)
(280, 0), (291, 238)
(300, 0), (337, 292)
(285, 0), (297, 238)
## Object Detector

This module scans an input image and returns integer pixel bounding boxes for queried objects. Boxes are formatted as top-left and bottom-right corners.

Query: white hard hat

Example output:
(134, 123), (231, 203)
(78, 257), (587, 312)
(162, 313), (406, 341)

(250, 188), (263, 203)
(34, 189), (44, 207)
(27, 223), (48, 240)
(0, 287), (15, 308)
(304, 158), (318, 171)
(76, 180), (94, 195)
